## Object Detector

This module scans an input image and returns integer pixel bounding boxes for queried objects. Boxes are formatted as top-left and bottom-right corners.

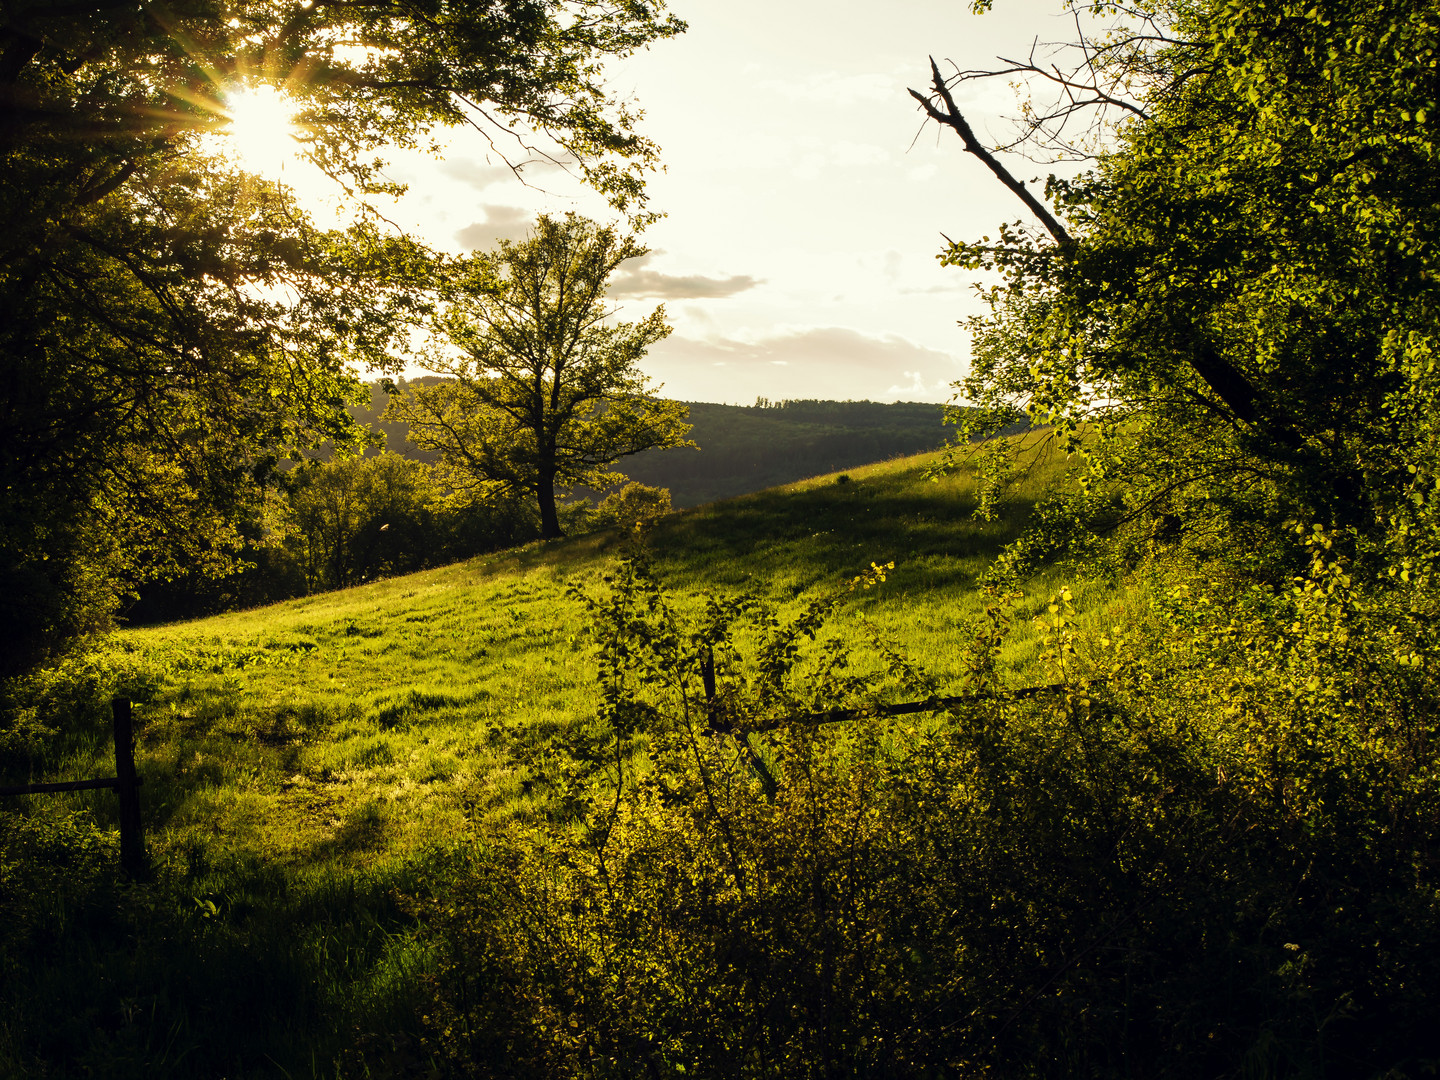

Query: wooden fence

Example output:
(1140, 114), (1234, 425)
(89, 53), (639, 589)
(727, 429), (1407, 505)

(698, 648), (1084, 735)
(0, 698), (146, 878)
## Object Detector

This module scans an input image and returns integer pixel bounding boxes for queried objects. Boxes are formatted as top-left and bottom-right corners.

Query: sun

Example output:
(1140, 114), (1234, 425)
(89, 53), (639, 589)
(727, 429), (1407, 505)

(202, 81), (358, 230)
(218, 83), (301, 179)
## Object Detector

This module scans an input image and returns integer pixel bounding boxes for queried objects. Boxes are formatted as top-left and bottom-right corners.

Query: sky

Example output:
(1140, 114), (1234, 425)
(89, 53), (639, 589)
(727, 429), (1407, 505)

(251, 0), (1082, 405)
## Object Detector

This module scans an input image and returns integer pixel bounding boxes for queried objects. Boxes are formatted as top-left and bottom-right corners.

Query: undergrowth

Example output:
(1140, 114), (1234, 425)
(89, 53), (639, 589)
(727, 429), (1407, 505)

(6, 434), (1432, 1077)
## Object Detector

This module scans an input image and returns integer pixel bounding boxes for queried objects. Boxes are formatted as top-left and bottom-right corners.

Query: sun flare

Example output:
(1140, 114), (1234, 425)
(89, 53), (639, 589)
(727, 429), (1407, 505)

(219, 84), (300, 179)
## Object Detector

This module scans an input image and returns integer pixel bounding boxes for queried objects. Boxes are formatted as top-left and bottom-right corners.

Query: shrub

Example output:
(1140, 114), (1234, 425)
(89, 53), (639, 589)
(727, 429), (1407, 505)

(421, 544), (1440, 1078)
(589, 482), (674, 532)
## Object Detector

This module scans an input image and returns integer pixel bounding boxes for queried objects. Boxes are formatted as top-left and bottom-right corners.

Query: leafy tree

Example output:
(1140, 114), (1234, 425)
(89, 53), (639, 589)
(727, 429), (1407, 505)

(0, 0), (684, 670)
(913, 0), (1440, 556)
(284, 453), (435, 592)
(389, 214), (692, 540)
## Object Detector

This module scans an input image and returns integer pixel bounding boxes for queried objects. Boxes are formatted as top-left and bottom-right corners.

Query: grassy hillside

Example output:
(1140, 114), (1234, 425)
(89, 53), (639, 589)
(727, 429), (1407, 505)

(109, 437), (1076, 862)
(1, 432), (1082, 1077)
(619, 399), (953, 506)
(6, 424), (1435, 1077)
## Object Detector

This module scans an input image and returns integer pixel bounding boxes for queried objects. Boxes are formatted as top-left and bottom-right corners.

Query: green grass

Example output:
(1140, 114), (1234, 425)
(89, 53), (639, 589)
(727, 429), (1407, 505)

(0, 431), (1093, 1077)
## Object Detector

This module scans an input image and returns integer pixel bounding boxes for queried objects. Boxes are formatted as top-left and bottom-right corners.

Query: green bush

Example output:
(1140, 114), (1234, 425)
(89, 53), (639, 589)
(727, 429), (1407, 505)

(420, 545), (1440, 1078)
(590, 481), (674, 532)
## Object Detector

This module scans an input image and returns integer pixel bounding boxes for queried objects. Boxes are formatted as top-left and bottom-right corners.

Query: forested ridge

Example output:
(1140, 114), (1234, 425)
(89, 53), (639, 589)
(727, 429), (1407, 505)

(3, 0), (1440, 1076)
(364, 383), (955, 506)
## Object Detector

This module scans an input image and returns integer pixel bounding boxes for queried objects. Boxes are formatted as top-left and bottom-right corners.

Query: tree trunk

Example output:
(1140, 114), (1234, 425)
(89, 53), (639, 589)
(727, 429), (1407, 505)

(538, 472), (563, 540)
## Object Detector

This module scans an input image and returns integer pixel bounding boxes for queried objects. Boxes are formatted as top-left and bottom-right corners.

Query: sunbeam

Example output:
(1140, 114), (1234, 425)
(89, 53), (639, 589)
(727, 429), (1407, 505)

(219, 83), (300, 179)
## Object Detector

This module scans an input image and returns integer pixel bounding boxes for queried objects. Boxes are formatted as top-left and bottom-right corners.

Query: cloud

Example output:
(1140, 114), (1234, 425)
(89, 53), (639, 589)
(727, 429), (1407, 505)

(608, 252), (760, 300)
(886, 371), (934, 398)
(454, 205), (534, 250)
(758, 71), (898, 106)
(436, 155), (570, 190)
(609, 269), (760, 300)
(642, 326), (962, 404)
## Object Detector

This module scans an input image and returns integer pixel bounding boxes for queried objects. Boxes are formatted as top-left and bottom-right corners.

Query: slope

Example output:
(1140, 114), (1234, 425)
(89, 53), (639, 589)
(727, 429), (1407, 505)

(0, 432), (1088, 1077)
(355, 382), (956, 507)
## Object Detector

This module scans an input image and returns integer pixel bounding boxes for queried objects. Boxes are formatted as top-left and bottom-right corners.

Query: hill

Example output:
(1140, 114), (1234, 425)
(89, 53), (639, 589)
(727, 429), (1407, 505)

(7, 426), (1430, 1078)
(618, 399), (953, 506)
(354, 382), (956, 507)
(0, 435), (1080, 1076)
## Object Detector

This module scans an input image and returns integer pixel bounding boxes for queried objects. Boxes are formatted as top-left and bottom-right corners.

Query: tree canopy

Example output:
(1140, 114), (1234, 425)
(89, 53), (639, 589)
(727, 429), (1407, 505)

(389, 213), (690, 539)
(0, 0), (683, 668)
(916, 0), (1440, 560)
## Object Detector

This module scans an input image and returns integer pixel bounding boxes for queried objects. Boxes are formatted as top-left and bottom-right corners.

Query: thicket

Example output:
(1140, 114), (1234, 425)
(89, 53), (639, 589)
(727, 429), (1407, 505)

(407, 520), (1439, 1077)
(127, 456), (676, 624)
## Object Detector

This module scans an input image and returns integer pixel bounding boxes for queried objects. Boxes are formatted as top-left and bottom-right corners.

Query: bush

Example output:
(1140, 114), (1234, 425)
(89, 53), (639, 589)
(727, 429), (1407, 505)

(420, 545), (1440, 1078)
(589, 482), (673, 532)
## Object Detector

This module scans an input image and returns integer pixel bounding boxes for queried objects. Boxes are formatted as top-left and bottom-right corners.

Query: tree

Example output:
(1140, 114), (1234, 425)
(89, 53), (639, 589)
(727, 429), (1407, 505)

(389, 214), (691, 540)
(913, 0), (1440, 555)
(0, 0), (684, 669)
(285, 453), (436, 592)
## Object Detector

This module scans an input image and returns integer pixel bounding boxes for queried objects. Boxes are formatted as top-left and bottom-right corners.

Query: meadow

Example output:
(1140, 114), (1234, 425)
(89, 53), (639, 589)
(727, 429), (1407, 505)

(0, 432), (1084, 1077)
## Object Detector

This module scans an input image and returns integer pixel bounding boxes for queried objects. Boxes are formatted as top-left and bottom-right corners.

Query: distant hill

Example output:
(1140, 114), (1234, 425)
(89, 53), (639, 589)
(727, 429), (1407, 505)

(355, 382), (957, 508)
(619, 399), (952, 507)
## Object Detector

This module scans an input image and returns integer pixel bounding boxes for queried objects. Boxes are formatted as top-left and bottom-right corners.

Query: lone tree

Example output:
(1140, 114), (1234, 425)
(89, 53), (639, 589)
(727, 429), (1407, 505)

(391, 214), (691, 540)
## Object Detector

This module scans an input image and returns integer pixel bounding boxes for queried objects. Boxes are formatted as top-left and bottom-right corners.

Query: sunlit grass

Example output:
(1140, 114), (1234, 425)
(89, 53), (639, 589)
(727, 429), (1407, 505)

(1, 431), (1095, 1076)
(109, 438), (1076, 861)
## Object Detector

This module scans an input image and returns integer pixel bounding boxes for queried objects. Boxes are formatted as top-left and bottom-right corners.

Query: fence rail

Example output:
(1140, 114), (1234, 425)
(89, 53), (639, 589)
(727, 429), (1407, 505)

(698, 648), (1093, 736)
(0, 698), (147, 878)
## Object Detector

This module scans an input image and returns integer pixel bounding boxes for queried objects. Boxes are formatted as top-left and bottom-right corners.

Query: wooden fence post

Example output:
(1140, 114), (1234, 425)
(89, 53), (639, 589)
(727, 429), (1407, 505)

(111, 698), (147, 879)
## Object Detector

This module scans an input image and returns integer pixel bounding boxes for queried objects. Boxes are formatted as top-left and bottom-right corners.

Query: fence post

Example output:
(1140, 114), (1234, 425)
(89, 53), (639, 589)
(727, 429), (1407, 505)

(112, 698), (147, 879)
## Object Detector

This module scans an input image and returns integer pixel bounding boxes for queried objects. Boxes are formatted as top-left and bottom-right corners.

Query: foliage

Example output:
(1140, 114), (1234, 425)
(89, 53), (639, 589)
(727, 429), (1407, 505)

(284, 452), (441, 592)
(0, 442), (1071, 1077)
(22, 429), (1438, 1077)
(588, 480), (674, 531)
(388, 214), (692, 539)
(127, 451), (548, 622)
(924, 0), (1440, 567)
(419, 534), (1440, 1077)
(0, 0), (684, 669)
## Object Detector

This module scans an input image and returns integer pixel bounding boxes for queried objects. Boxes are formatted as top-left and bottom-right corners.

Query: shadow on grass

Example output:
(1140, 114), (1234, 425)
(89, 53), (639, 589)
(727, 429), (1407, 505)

(0, 810), (450, 1079)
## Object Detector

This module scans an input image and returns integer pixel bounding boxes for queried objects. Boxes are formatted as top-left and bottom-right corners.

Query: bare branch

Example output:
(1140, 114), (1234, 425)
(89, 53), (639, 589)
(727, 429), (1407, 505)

(910, 57), (1072, 246)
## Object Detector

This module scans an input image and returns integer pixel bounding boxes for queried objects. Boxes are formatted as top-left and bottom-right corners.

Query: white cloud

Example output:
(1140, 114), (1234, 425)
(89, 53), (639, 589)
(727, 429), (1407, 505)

(454, 205), (533, 250)
(606, 252), (761, 300)
(643, 326), (963, 403)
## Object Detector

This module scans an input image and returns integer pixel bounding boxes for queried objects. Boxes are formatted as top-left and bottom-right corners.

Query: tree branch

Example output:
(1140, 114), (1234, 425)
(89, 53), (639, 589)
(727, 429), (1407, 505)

(910, 57), (1072, 246)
